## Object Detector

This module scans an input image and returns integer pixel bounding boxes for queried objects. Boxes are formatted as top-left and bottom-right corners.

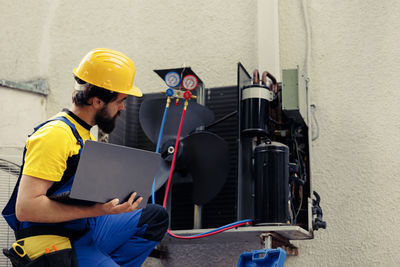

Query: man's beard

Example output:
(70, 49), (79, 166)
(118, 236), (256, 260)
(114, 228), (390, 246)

(95, 106), (120, 134)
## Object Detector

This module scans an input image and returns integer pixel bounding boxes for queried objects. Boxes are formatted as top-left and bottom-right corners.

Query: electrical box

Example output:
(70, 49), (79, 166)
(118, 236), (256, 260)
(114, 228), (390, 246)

(282, 67), (308, 126)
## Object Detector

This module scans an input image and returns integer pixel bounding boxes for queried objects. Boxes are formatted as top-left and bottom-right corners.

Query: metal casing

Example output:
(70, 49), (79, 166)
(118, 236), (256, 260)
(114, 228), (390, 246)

(241, 85), (273, 137)
(254, 142), (290, 225)
(282, 67), (308, 126)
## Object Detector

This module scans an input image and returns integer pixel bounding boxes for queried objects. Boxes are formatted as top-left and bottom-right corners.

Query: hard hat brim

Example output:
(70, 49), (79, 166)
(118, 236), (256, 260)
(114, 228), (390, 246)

(127, 85), (143, 97)
(111, 85), (142, 97)
(73, 68), (143, 97)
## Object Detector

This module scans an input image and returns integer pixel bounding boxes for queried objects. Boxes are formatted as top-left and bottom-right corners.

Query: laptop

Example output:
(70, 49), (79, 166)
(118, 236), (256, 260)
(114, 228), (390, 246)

(51, 140), (162, 209)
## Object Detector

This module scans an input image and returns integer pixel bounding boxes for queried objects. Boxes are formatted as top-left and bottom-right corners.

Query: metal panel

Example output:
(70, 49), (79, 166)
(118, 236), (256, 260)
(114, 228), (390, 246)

(282, 67), (308, 126)
(159, 225), (311, 266)
(0, 79), (49, 96)
(204, 86), (238, 228)
(237, 63), (253, 221)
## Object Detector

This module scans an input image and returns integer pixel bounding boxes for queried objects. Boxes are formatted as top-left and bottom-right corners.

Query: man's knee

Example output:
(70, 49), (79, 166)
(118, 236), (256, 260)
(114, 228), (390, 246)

(138, 204), (169, 241)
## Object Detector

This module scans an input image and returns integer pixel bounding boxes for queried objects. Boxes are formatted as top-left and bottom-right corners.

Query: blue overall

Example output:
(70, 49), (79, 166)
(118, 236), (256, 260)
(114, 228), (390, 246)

(2, 115), (169, 266)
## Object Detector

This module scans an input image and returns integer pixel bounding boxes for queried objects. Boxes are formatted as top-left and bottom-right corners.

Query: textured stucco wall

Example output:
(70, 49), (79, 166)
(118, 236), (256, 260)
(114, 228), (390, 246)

(0, 87), (46, 148)
(0, 1), (51, 148)
(280, 0), (400, 266)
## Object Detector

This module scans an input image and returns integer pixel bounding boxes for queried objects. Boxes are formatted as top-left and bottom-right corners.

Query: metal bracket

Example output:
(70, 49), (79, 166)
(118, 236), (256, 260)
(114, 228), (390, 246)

(242, 85), (274, 102)
(260, 232), (298, 256)
(0, 79), (49, 96)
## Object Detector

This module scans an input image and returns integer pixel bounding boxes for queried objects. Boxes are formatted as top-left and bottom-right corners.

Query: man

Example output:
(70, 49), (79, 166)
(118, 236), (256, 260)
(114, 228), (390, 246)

(2, 48), (169, 266)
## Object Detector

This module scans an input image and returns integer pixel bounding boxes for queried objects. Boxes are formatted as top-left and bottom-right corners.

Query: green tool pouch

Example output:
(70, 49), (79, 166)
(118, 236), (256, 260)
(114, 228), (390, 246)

(3, 235), (78, 267)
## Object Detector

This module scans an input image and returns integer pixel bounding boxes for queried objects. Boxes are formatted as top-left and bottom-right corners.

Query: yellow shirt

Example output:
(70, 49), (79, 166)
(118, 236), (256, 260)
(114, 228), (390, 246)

(22, 111), (95, 182)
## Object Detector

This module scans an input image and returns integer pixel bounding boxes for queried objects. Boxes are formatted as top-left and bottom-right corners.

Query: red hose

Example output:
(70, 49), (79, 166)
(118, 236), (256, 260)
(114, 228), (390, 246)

(162, 101), (188, 208)
(167, 222), (251, 239)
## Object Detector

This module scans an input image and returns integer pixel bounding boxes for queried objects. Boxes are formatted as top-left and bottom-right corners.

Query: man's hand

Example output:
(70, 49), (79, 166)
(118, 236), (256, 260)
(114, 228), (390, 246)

(95, 192), (143, 215)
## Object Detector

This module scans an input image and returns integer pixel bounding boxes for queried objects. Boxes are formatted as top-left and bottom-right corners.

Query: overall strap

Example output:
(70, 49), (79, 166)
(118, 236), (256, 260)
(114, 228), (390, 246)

(32, 116), (84, 148)
(43, 116), (86, 197)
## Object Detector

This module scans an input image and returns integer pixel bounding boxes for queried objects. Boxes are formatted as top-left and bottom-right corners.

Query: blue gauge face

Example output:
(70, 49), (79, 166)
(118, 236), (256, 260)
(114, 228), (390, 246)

(165, 72), (181, 87)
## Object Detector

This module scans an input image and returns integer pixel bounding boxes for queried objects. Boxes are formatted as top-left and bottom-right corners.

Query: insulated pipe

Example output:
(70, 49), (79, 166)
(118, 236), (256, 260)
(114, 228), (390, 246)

(257, 0), (280, 79)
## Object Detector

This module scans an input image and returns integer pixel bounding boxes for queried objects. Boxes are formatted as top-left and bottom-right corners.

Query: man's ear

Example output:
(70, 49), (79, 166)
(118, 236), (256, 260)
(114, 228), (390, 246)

(91, 97), (104, 109)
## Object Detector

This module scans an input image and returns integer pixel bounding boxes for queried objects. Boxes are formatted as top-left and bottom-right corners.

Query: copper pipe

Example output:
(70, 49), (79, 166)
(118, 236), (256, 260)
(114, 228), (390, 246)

(261, 71), (268, 86)
(264, 72), (282, 124)
(261, 71), (280, 129)
(252, 69), (260, 85)
(266, 72), (278, 94)
(276, 81), (283, 125)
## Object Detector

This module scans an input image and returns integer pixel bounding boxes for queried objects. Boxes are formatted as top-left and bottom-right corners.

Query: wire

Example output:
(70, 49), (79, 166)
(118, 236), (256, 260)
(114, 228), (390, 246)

(0, 158), (20, 168)
(301, 0), (311, 81)
(292, 126), (304, 222)
(0, 159), (20, 176)
(295, 186), (304, 221)
(292, 127), (302, 178)
(290, 193), (296, 224)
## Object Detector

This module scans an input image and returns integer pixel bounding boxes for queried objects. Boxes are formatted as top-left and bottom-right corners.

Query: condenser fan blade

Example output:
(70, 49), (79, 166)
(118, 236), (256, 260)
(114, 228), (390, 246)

(139, 98), (214, 144)
(181, 131), (230, 205)
(152, 159), (171, 192)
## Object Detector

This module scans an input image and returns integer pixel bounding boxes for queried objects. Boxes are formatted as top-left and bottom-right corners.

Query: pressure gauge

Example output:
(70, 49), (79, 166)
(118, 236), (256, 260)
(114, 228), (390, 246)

(182, 75), (198, 91)
(164, 71), (181, 88)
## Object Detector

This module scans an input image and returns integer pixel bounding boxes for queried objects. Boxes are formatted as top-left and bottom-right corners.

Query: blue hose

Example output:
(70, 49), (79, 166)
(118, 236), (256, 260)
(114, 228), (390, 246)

(188, 219), (253, 237)
(151, 105), (169, 204)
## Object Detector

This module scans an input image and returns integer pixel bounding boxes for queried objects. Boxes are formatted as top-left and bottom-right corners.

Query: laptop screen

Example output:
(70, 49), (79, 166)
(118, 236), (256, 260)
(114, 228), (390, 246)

(69, 140), (162, 208)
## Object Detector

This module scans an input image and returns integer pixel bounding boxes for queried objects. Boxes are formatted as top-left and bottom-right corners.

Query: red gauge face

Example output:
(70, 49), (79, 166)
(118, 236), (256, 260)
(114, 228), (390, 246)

(182, 75), (198, 91)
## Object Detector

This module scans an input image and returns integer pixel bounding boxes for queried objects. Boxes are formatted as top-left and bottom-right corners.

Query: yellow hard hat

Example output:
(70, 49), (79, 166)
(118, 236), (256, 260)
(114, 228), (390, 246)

(73, 48), (142, 97)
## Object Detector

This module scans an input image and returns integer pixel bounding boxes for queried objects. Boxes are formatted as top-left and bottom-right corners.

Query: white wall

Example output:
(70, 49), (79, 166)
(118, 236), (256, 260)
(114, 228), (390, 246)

(0, 87), (46, 148)
(41, 0), (258, 116)
(0, 0), (51, 151)
(280, 0), (400, 266)
(0, 0), (258, 144)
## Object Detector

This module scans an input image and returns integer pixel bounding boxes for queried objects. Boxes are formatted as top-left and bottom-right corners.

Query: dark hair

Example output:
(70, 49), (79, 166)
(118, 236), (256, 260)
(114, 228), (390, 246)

(72, 76), (119, 106)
